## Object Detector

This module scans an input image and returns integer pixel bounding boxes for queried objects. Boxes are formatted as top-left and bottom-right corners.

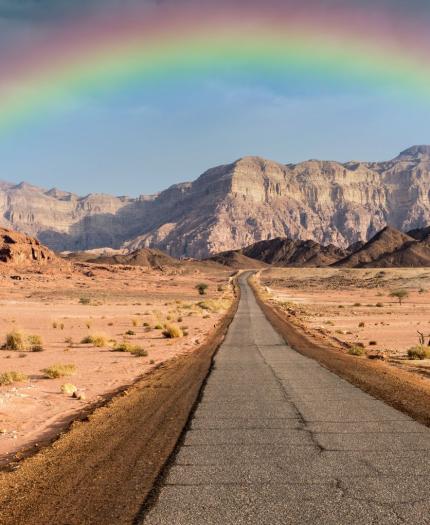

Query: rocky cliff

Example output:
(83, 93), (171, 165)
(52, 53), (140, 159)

(1, 145), (430, 258)
(0, 227), (58, 266)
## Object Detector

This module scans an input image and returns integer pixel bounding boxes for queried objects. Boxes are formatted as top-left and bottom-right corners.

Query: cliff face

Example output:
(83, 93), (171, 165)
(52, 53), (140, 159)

(1, 146), (430, 258)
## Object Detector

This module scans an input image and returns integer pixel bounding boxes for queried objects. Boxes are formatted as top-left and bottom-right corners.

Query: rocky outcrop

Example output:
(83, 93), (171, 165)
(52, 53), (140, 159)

(1, 145), (430, 258)
(335, 226), (430, 268)
(241, 238), (347, 267)
(0, 227), (57, 265)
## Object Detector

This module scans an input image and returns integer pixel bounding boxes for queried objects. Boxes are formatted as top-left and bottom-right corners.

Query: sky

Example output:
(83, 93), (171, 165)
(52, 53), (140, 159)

(0, 0), (429, 196)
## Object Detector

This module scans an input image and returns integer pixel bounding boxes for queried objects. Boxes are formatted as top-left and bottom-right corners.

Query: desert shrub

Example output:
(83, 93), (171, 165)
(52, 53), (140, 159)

(42, 364), (76, 379)
(338, 305), (344, 309)
(197, 299), (229, 313)
(65, 337), (73, 345)
(85, 321), (92, 329)
(112, 342), (133, 352)
(112, 342), (147, 356)
(129, 346), (148, 357)
(407, 345), (430, 360)
(154, 324), (163, 330)
(369, 340), (377, 346)
(375, 303), (384, 308)
(3, 330), (26, 351)
(28, 334), (44, 352)
(61, 383), (77, 395)
(52, 321), (58, 329)
(125, 330), (136, 336)
(132, 319), (138, 327)
(390, 289), (409, 305)
(149, 359), (155, 365)
(143, 322), (150, 327)
(162, 323), (183, 339)
(91, 334), (107, 347)
(353, 303), (362, 307)
(196, 283), (208, 296)
(79, 297), (91, 305)
(0, 371), (28, 386)
(80, 334), (107, 347)
(358, 322), (365, 328)
(348, 346), (366, 357)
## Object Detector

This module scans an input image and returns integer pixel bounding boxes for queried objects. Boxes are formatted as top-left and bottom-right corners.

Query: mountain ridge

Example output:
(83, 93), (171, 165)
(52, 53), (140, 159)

(1, 145), (430, 258)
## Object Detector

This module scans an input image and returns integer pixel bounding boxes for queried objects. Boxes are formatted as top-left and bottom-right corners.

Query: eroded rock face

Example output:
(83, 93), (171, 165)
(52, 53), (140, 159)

(1, 146), (430, 258)
(0, 227), (57, 265)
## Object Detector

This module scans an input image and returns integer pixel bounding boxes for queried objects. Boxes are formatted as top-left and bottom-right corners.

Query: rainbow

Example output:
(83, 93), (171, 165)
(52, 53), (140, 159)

(1, 2), (430, 133)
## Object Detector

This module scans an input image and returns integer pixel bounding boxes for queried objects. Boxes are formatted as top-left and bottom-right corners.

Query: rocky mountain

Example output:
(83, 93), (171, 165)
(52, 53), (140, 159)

(335, 226), (430, 268)
(240, 238), (347, 267)
(0, 227), (58, 266)
(1, 145), (430, 258)
(208, 250), (269, 269)
(209, 238), (346, 268)
(87, 247), (180, 269)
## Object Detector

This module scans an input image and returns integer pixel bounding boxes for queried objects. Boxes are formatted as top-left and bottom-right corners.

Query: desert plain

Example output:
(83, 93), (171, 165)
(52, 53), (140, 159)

(0, 260), (234, 465)
(259, 267), (430, 379)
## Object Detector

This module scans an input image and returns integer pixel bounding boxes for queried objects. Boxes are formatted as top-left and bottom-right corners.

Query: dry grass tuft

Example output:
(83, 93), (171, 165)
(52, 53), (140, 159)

(42, 363), (76, 379)
(28, 334), (44, 352)
(0, 371), (28, 386)
(162, 323), (183, 339)
(348, 346), (366, 357)
(3, 330), (26, 351)
(80, 334), (107, 347)
(407, 345), (430, 360)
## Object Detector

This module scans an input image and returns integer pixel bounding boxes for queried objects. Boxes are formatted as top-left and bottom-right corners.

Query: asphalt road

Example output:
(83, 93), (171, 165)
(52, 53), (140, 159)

(142, 274), (430, 524)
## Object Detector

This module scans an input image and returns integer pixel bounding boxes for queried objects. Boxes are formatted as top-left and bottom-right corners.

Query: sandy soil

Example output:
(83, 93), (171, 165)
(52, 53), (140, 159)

(259, 267), (430, 379)
(0, 261), (234, 465)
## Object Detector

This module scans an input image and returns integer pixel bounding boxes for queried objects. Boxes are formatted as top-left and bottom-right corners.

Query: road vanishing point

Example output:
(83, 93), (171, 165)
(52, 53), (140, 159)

(142, 273), (430, 524)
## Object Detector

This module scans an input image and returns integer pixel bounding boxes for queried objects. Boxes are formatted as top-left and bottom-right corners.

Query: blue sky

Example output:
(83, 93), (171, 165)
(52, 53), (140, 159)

(0, 0), (429, 196)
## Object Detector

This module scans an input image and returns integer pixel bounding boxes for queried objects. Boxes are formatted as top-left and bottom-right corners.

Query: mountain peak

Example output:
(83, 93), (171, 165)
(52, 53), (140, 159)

(397, 145), (430, 160)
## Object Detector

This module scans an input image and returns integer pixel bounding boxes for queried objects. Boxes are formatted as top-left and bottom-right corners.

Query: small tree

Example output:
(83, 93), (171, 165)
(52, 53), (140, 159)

(390, 289), (409, 306)
(196, 283), (208, 296)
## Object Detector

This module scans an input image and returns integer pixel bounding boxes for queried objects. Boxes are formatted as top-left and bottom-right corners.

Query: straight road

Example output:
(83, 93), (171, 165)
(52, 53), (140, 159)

(142, 274), (430, 524)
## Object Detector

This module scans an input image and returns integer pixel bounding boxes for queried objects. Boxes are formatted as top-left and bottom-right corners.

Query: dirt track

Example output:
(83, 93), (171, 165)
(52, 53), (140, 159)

(252, 280), (430, 429)
(0, 286), (239, 525)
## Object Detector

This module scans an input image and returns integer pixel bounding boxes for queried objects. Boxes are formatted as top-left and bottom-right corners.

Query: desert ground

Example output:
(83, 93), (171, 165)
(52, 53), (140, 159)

(0, 261), (234, 465)
(258, 267), (430, 379)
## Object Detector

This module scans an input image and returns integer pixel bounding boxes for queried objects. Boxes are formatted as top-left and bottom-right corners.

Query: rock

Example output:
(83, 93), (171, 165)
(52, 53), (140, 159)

(1, 146), (430, 258)
(0, 228), (58, 266)
(72, 390), (86, 400)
